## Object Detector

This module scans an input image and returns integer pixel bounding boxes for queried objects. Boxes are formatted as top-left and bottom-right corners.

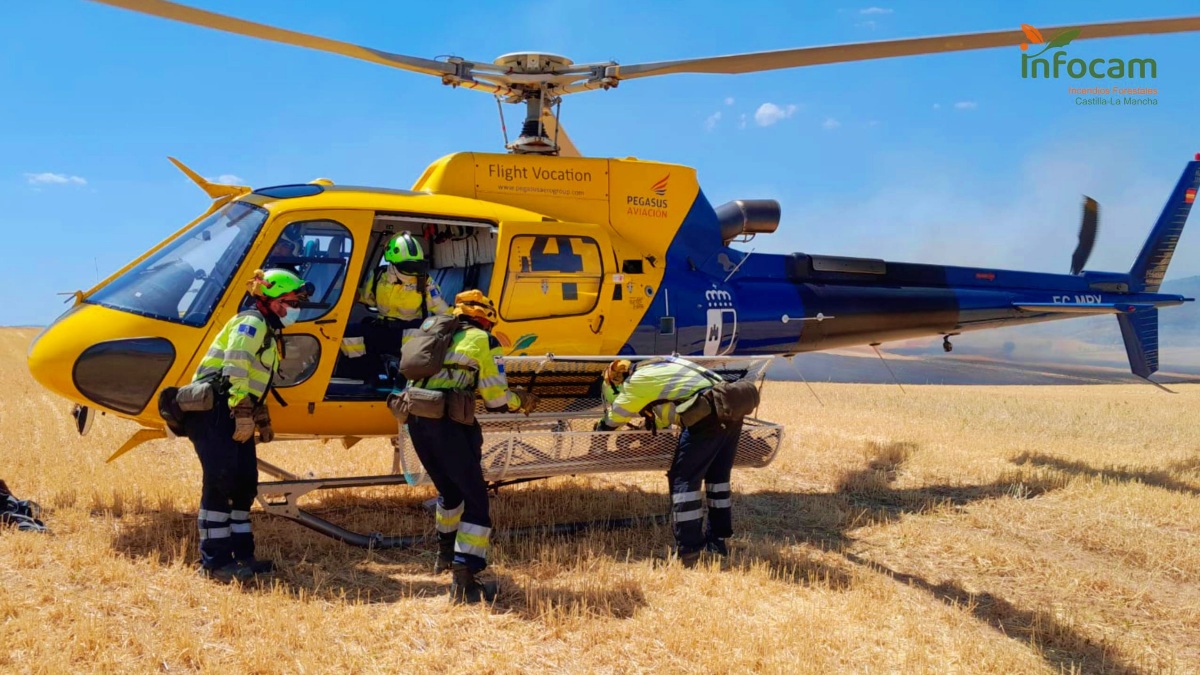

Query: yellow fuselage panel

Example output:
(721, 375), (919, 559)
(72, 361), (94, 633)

(411, 152), (698, 257)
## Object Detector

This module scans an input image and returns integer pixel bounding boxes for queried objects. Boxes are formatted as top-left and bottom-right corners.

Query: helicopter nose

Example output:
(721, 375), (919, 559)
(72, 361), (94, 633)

(27, 304), (179, 416)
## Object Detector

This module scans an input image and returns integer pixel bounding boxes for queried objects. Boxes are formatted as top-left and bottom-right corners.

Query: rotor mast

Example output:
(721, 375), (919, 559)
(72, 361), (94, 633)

(446, 52), (615, 156)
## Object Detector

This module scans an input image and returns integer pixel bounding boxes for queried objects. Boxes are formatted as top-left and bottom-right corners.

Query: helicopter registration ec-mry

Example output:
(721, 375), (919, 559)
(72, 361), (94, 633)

(24, 0), (1200, 546)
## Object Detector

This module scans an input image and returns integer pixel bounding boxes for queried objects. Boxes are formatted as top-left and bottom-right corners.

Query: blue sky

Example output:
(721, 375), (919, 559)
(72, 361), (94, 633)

(4, 0), (1200, 325)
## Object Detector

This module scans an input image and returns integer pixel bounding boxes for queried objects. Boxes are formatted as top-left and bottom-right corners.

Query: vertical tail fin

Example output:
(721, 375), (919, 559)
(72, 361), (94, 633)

(1129, 158), (1200, 292)
(1117, 307), (1159, 378)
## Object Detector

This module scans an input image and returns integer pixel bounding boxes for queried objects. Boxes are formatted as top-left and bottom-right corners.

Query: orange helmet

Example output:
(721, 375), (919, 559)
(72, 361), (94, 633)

(603, 359), (632, 388)
(453, 289), (499, 325)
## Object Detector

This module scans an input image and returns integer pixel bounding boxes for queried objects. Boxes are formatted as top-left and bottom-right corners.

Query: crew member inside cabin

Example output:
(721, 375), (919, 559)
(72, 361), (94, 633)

(357, 232), (450, 388)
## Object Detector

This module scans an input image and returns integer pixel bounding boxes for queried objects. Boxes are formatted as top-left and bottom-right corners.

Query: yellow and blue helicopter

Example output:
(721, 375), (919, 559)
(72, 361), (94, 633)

(22, 1), (1200, 544)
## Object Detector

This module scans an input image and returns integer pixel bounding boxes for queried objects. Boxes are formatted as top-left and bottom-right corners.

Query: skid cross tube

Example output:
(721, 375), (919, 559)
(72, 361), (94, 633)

(254, 465), (676, 549)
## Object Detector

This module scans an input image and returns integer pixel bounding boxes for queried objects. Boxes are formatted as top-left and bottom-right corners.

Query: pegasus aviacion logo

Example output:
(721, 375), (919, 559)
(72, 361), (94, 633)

(626, 174), (670, 218)
(652, 174), (668, 196)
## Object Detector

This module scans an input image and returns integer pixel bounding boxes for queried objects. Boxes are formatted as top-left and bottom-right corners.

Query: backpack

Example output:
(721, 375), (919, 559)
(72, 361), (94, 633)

(399, 313), (460, 380)
(1, 480), (49, 534)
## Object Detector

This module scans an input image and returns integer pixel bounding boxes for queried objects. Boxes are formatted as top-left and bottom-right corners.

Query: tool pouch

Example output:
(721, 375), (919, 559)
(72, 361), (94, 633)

(445, 390), (476, 425)
(676, 391), (714, 428)
(157, 387), (187, 437)
(174, 380), (216, 412)
(710, 380), (760, 422)
(391, 387), (446, 420)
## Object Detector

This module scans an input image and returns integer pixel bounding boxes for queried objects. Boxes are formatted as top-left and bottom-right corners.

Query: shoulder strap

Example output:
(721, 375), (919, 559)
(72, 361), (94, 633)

(418, 272), (428, 318)
(372, 264), (388, 301)
(666, 356), (725, 384)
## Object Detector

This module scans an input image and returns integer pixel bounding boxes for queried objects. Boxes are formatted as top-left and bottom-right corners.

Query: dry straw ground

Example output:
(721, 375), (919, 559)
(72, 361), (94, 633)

(2, 327), (1200, 674)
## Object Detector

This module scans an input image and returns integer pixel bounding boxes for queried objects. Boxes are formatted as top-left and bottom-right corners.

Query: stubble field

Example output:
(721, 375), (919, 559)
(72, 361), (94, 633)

(1, 327), (1199, 674)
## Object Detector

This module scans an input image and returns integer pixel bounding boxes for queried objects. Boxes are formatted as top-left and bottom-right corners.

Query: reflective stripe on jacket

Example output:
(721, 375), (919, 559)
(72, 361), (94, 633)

(601, 357), (718, 427)
(194, 311), (278, 407)
(358, 267), (450, 321)
(422, 324), (519, 412)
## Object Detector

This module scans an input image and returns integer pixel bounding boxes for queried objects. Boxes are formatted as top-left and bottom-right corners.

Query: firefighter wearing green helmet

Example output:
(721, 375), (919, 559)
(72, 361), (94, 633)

(357, 231), (450, 388)
(183, 267), (312, 583)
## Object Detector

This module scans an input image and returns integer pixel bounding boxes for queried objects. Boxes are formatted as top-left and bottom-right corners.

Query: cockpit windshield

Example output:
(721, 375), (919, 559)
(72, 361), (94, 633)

(87, 201), (268, 327)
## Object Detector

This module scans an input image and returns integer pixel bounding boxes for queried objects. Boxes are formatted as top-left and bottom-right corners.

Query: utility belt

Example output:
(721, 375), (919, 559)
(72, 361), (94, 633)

(387, 386), (476, 426)
(158, 373), (286, 436)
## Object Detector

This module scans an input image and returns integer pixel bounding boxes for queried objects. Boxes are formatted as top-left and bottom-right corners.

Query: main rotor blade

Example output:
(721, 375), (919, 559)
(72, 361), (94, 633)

(1072, 196), (1099, 275)
(540, 108), (581, 158)
(86, 0), (455, 78)
(614, 16), (1200, 79)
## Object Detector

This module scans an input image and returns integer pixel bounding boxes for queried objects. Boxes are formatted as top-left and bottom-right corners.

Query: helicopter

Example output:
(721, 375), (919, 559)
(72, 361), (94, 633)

(22, 1), (1200, 545)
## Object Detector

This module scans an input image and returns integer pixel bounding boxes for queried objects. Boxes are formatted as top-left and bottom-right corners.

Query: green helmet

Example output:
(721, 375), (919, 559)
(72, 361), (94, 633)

(384, 232), (424, 265)
(260, 268), (310, 298)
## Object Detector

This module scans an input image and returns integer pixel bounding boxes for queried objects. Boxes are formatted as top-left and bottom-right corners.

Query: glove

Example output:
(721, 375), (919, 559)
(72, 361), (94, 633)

(511, 387), (540, 416)
(253, 404), (274, 443)
(231, 399), (256, 443)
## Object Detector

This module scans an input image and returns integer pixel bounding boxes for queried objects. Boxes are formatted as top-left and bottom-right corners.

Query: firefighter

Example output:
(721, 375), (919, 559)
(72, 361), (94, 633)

(357, 232), (450, 387)
(595, 356), (743, 567)
(185, 268), (312, 582)
(405, 289), (538, 603)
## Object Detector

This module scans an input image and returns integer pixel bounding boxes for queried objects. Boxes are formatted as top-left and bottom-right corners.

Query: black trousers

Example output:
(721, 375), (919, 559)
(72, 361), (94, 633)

(184, 397), (258, 569)
(667, 413), (742, 554)
(407, 414), (492, 572)
(362, 316), (420, 386)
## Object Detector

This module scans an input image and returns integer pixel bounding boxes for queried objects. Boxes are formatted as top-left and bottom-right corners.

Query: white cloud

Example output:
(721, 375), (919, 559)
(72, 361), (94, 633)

(25, 172), (86, 186)
(859, 7), (893, 14)
(855, 21), (877, 29)
(724, 97), (735, 106)
(823, 117), (841, 130)
(704, 111), (722, 132)
(738, 113), (747, 129)
(932, 103), (942, 110)
(954, 101), (978, 110)
(754, 102), (798, 127)
(206, 174), (245, 185)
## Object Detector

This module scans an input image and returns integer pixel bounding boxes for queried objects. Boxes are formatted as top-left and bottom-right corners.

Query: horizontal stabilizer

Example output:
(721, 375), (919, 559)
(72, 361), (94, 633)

(1013, 302), (1154, 315)
(1118, 308), (1159, 378)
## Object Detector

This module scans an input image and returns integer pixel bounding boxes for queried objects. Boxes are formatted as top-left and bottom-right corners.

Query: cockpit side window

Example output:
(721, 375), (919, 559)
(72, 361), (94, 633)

(87, 202), (267, 327)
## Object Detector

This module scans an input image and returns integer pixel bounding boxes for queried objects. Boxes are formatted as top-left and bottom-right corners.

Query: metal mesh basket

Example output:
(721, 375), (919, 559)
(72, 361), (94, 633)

(481, 354), (776, 415)
(394, 414), (785, 486)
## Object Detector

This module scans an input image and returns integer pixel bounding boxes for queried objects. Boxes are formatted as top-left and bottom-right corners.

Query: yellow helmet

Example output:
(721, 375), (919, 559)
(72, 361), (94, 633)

(453, 289), (499, 324)
(603, 359), (632, 388)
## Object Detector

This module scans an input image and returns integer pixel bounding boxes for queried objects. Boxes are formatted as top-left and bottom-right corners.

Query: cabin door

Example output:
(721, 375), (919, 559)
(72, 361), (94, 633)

(491, 221), (614, 356)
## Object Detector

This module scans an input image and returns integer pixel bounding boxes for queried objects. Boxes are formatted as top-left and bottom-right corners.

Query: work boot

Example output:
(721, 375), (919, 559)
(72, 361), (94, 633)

(236, 558), (276, 575)
(449, 563), (497, 604)
(705, 537), (729, 557)
(679, 550), (702, 569)
(198, 561), (254, 583)
(434, 533), (456, 574)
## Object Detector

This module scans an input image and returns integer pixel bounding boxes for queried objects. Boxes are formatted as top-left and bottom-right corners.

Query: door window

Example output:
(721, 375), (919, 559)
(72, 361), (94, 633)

(254, 220), (354, 322)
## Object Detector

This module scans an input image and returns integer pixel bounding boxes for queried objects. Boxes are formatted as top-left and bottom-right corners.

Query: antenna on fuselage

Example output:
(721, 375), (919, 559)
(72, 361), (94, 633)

(870, 343), (906, 394)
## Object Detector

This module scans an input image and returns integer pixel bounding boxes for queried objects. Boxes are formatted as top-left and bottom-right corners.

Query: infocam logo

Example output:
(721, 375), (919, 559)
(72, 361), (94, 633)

(1019, 24), (1156, 79)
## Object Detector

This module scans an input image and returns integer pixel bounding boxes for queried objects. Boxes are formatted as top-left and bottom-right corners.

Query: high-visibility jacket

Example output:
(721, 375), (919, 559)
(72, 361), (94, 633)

(601, 357), (717, 428)
(603, 380), (677, 429)
(193, 311), (279, 407)
(422, 323), (521, 413)
(358, 266), (450, 321)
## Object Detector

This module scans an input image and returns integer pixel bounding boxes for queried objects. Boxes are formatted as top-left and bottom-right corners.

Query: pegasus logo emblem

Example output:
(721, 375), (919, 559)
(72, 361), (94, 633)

(651, 174), (668, 196)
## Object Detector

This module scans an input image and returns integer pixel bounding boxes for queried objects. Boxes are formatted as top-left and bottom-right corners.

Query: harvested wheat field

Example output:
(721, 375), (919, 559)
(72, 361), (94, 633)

(2, 327), (1200, 674)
